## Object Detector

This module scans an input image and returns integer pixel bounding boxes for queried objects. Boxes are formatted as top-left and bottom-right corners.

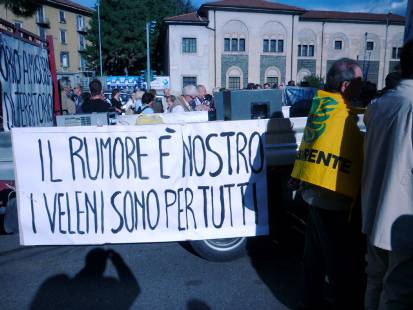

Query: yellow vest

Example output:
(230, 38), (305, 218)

(291, 90), (363, 198)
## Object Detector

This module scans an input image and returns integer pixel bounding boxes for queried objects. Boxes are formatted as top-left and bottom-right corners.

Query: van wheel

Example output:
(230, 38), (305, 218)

(189, 237), (247, 261)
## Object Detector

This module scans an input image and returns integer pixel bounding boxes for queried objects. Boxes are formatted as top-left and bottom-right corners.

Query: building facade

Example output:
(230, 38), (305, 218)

(0, 0), (93, 82)
(164, 0), (405, 93)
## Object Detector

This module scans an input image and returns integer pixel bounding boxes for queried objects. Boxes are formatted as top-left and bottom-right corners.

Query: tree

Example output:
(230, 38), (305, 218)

(85, 0), (194, 75)
(302, 74), (324, 89)
(0, 0), (45, 17)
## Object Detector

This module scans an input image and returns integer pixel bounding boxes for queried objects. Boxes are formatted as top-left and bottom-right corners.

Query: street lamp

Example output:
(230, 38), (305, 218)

(146, 21), (156, 90)
(97, 1), (103, 77)
(363, 32), (368, 80)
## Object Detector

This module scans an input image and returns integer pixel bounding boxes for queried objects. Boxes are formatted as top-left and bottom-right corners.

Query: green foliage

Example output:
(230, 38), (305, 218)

(85, 0), (194, 75)
(302, 74), (324, 89)
(0, 0), (45, 17)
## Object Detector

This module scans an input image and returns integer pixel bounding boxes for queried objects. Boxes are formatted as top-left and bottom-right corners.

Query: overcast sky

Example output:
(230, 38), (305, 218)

(77, 0), (408, 15)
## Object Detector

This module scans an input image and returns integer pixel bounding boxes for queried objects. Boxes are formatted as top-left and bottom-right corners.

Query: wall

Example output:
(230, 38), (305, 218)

(168, 24), (211, 94)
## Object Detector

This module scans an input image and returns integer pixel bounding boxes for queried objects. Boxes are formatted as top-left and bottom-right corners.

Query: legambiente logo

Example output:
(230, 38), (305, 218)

(303, 96), (338, 143)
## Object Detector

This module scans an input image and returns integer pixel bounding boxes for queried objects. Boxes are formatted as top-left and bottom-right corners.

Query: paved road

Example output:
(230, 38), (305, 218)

(0, 234), (304, 310)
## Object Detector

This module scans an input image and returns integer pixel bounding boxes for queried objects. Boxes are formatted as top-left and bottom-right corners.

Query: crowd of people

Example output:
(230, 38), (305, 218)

(58, 71), (310, 118)
(58, 78), (217, 116)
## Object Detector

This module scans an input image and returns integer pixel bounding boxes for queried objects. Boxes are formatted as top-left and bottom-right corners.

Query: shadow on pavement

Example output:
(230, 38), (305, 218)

(30, 248), (140, 310)
(246, 116), (308, 309)
(247, 234), (305, 310)
(187, 299), (211, 310)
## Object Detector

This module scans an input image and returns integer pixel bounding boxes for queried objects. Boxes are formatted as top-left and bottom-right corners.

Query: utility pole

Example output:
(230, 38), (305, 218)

(363, 32), (368, 80)
(97, 1), (103, 77)
(145, 21), (157, 90)
(146, 21), (151, 90)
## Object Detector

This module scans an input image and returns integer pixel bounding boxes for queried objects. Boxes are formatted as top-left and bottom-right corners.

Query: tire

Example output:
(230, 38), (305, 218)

(189, 237), (248, 262)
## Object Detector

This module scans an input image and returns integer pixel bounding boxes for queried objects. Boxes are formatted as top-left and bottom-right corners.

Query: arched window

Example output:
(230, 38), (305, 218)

(328, 33), (350, 59)
(358, 33), (381, 60)
(261, 21), (287, 54)
(223, 20), (248, 53)
(297, 29), (317, 57)
(297, 68), (311, 83)
(264, 67), (281, 86)
(226, 66), (243, 90)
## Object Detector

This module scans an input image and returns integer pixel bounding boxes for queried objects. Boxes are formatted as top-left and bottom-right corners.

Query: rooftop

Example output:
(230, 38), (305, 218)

(47, 0), (94, 16)
(165, 0), (405, 25)
(200, 0), (305, 12)
(164, 12), (208, 24)
(301, 10), (405, 24)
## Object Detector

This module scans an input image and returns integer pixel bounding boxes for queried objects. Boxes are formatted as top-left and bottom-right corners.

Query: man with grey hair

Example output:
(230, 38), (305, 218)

(181, 85), (198, 111)
(59, 78), (76, 114)
(291, 58), (365, 309)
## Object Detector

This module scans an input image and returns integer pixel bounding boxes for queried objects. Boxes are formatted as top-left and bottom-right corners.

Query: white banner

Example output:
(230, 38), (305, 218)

(12, 120), (269, 245)
(0, 32), (54, 131)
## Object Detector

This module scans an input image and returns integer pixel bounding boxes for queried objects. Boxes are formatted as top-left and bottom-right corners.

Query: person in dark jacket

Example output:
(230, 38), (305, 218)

(82, 79), (111, 113)
(110, 88), (122, 113)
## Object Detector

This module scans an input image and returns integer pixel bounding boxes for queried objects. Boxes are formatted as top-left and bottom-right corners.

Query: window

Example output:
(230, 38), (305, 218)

(224, 38), (231, 51)
(77, 15), (84, 30)
(270, 39), (277, 52)
(14, 21), (23, 28)
(263, 39), (269, 52)
(37, 7), (44, 21)
(265, 67), (280, 86)
(366, 41), (374, 51)
(79, 34), (86, 49)
(80, 56), (87, 70)
(224, 38), (246, 52)
(299, 44), (315, 57)
(239, 39), (245, 52)
(39, 27), (46, 40)
(308, 45), (314, 57)
(60, 52), (69, 68)
(182, 38), (196, 53)
(302, 45), (308, 57)
(228, 77), (241, 90)
(231, 38), (238, 52)
(266, 76), (278, 86)
(278, 40), (284, 53)
(182, 76), (197, 87)
(392, 47), (402, 59)
(263, 39), (284, 53)
(334, 40), (343, 50)
(59, 11), (66, 23)
(60, 30), (67, 44)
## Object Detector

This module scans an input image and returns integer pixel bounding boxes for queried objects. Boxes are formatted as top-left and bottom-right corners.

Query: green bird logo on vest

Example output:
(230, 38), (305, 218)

(303, 96), (338, 143)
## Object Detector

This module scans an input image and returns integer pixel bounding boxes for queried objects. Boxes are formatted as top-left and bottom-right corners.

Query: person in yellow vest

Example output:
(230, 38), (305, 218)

(291, 58), (365, 309)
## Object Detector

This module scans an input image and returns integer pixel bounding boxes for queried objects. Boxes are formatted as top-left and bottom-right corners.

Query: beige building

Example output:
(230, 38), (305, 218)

(165, 0), (405, 92)
(0, 0), (93, 81)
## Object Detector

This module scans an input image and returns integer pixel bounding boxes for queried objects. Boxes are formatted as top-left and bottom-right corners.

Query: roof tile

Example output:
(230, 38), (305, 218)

(301, 10), (405, 24)
(164, 12), (208, 23)
(201, 0), (305, 12)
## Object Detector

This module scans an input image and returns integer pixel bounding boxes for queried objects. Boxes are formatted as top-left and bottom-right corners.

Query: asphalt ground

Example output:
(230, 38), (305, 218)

(0, 233), (304, 310)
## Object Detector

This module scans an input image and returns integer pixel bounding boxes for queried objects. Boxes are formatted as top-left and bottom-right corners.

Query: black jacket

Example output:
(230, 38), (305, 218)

(82, 98), (111, 113)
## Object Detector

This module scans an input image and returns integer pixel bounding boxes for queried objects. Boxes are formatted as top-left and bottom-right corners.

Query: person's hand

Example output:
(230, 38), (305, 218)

(107, 249), (121, 261)
(195, 104), (209, 111)
(288, 177), (300, 190)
